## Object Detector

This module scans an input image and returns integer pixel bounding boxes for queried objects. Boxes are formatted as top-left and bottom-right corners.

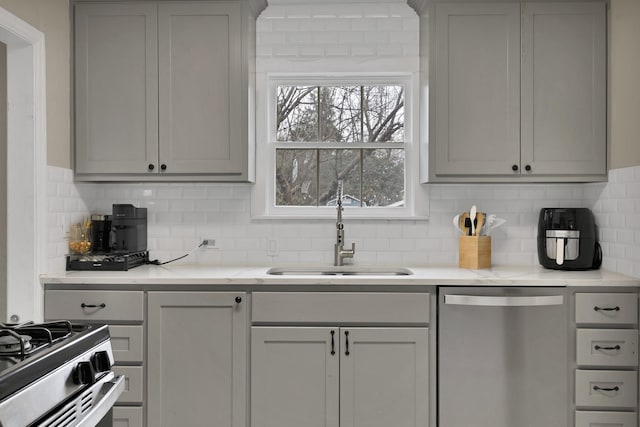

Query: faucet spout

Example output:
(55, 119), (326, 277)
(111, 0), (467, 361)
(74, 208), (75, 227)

(334, 182), (355, 266)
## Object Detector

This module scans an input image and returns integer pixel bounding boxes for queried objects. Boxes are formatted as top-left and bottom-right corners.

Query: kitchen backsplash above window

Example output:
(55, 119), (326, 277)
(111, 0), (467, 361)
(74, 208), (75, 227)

(255, 0), (419, 71)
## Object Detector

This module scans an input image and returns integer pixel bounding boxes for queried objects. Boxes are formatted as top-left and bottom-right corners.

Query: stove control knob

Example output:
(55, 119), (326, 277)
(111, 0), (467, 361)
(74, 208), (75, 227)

(91, 351), (112, 373)
(74, 361), (96, 385)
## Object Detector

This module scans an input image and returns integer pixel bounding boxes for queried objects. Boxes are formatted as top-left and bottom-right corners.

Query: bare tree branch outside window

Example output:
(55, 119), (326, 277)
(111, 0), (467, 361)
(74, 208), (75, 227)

(275, 85), (405, 207)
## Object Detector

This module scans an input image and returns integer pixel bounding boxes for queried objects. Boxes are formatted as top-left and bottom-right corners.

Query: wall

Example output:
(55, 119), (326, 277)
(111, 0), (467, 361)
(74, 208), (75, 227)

(0, 0), (70, 168)
(609, 0), (640, 169)
(47, 165), (640, 279)
(47, 165), (587, 272)
(585, 165), (640, 277)
(0, 42), (6, 321)
(41, 0), (640, 280)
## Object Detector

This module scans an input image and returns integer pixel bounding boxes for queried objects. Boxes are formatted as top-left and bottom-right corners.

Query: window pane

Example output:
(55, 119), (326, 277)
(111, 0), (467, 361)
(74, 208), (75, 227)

(363, 86), (404, 142)
(276, 149), (318, 206)
(319, 149), (362, 206)
(362, 149), (405, 207)
(276, 86), (318, 141)
(319, 86), (361, 142)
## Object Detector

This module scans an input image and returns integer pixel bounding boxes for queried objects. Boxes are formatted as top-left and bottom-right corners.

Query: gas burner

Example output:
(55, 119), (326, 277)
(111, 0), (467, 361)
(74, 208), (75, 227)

(0, 334), (32, 355)
(0, 321), (74, 360)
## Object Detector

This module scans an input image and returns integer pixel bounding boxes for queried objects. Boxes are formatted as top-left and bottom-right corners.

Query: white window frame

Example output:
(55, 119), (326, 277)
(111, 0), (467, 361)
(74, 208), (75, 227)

(252, 73), (429, 220)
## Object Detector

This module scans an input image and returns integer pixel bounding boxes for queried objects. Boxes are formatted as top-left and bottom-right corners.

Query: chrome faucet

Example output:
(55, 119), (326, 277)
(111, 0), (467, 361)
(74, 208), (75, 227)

(334, 182), (355, 266)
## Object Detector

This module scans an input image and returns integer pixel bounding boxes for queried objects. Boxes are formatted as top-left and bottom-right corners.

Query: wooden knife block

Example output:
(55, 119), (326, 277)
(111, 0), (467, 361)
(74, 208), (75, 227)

(459, 236), (491, 269)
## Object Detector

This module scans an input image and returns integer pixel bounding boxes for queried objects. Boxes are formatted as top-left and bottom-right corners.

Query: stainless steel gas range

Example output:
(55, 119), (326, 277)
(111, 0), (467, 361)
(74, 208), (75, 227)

(0, 321), (124, 427)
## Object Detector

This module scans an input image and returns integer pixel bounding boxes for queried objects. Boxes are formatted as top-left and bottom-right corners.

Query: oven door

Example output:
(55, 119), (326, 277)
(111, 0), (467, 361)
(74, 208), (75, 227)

(35, 372), (125, 427)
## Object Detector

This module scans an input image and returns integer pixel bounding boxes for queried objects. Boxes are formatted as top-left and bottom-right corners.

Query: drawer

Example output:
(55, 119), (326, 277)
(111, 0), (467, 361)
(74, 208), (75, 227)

(113, 366), (144, 404)
(575, 369), (638, 409)
(45, 290), (144, 322)
(576, 329), (638, 367)
(575, 411), (637, 427)
(252, 292), (430, 324)
(109, 325), (144, 362)
(113, 406), (144, 427)
(575, 293), (637, 325)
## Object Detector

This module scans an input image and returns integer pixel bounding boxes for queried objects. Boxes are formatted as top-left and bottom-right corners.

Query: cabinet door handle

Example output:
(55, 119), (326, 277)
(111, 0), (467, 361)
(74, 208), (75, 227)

(235, 296), (242, 304)
(148, 164), (155, 171)
(330, 330), (335, 355)
(81, 303), (106, 309)
(524, 164), (532, 172)
(593, 385), (619, 392)
(344, 330), (350, 356)
(594, 306), (620, 312)
(160, 164), (167, 171)
(512, 164), (519, 172)
(595, 344), (621, 351)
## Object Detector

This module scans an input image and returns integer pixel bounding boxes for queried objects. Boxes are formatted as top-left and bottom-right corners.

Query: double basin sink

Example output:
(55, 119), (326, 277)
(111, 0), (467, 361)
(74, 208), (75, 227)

(266, 266), (413, 276)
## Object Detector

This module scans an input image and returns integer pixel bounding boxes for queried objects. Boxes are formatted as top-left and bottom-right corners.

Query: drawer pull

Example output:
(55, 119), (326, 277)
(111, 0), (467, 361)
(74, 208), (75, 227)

(594, 344), (621, 351)
(593, 385), (620, 392)
(594, 306), (620, 312)
(81, 303), (106, 309)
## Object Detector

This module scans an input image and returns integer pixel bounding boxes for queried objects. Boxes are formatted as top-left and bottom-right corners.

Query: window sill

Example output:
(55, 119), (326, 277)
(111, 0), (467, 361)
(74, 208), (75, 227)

(250, 207), (429, 221)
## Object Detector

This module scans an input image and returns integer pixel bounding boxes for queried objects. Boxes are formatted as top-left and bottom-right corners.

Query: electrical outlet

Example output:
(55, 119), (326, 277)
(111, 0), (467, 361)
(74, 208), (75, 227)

(201, 238), (220, 249)
(267, 239), (277, 256)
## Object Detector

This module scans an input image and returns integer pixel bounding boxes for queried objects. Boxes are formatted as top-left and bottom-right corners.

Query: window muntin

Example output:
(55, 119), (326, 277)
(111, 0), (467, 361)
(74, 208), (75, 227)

(274, 84), (405, 208)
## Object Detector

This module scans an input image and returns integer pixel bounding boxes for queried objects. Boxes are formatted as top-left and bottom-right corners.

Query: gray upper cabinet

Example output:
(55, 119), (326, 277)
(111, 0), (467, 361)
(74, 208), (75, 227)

(75, 3), (158, 176)
(430, 2), (606, 182)
(74, 2), (254, 181)
(521, 2), (606, 178)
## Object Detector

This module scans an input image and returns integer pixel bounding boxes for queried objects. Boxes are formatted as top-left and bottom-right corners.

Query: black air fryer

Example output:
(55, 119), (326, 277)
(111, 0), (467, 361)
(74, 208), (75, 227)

(537, 208), (601, 270)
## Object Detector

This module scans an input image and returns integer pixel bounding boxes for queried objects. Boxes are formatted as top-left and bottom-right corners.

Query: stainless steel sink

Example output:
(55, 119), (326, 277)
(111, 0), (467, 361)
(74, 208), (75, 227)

(266, 266), (413, 276)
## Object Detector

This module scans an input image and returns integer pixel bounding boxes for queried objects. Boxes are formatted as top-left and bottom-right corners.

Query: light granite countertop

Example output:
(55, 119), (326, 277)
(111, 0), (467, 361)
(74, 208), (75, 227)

(41, 264), (640, 288)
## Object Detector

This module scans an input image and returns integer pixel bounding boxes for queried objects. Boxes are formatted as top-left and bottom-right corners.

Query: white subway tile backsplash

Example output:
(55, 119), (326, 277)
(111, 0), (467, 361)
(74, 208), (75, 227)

(42, 0), (640, 277)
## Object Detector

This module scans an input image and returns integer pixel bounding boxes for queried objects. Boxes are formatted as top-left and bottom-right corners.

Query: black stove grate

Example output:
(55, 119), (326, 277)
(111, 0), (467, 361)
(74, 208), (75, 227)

(66, 250), (149, 271)
(0, 321), (73, 360)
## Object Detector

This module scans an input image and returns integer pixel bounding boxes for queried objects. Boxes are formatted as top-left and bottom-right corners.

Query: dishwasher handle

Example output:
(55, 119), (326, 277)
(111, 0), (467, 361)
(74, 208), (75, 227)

(444, 294), (564, 307)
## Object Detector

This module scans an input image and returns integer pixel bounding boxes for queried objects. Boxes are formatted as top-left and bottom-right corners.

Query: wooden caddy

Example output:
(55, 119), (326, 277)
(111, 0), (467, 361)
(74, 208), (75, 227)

(458, 236), (491, 269)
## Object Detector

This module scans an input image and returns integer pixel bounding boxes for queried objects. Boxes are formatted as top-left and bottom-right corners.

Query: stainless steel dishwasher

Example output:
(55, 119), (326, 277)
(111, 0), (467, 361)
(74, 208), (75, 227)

(439, 287), (568, 427)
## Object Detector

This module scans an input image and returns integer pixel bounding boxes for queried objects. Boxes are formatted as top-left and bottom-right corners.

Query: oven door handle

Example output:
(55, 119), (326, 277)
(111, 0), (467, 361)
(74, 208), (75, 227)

(76, 373), (125, 427)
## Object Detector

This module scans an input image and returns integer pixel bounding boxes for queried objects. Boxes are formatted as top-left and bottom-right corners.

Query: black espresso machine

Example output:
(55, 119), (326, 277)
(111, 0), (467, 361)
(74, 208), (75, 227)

(537, 208), (602, 270)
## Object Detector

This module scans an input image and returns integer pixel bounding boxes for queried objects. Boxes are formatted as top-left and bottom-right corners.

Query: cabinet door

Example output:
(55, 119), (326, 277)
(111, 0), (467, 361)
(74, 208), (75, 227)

(340, 328), (429, 427)
(251, 327), (340, 427)
(113, 406), (144, 427)
(433, 3), (521, 176)
(147, 292), (247, 427)
(158, 3), (245, 175)
(75, 3), (158, 175)
(521, 2), (606, 177)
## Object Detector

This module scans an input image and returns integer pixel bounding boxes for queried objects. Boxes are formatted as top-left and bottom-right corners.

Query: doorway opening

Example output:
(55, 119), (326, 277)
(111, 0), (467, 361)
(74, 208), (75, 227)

(0, 8), (47, 323)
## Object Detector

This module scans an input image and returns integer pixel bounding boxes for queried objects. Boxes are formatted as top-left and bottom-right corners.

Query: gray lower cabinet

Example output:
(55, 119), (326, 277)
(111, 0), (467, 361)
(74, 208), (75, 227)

(430, 2), (606, 182)
(573, 292), (639, 426)
(74, 1), (253, 181)
(44, 290), (145, 425)
(251, 326), (429, 427)
(146, 292), (247, 427)
(250, 292), (431, 427)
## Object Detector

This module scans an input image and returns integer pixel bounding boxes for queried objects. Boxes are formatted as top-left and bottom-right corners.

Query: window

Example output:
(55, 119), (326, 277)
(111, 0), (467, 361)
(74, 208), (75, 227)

(275, 85), (405, 208)
(252, 75), (428, 219)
